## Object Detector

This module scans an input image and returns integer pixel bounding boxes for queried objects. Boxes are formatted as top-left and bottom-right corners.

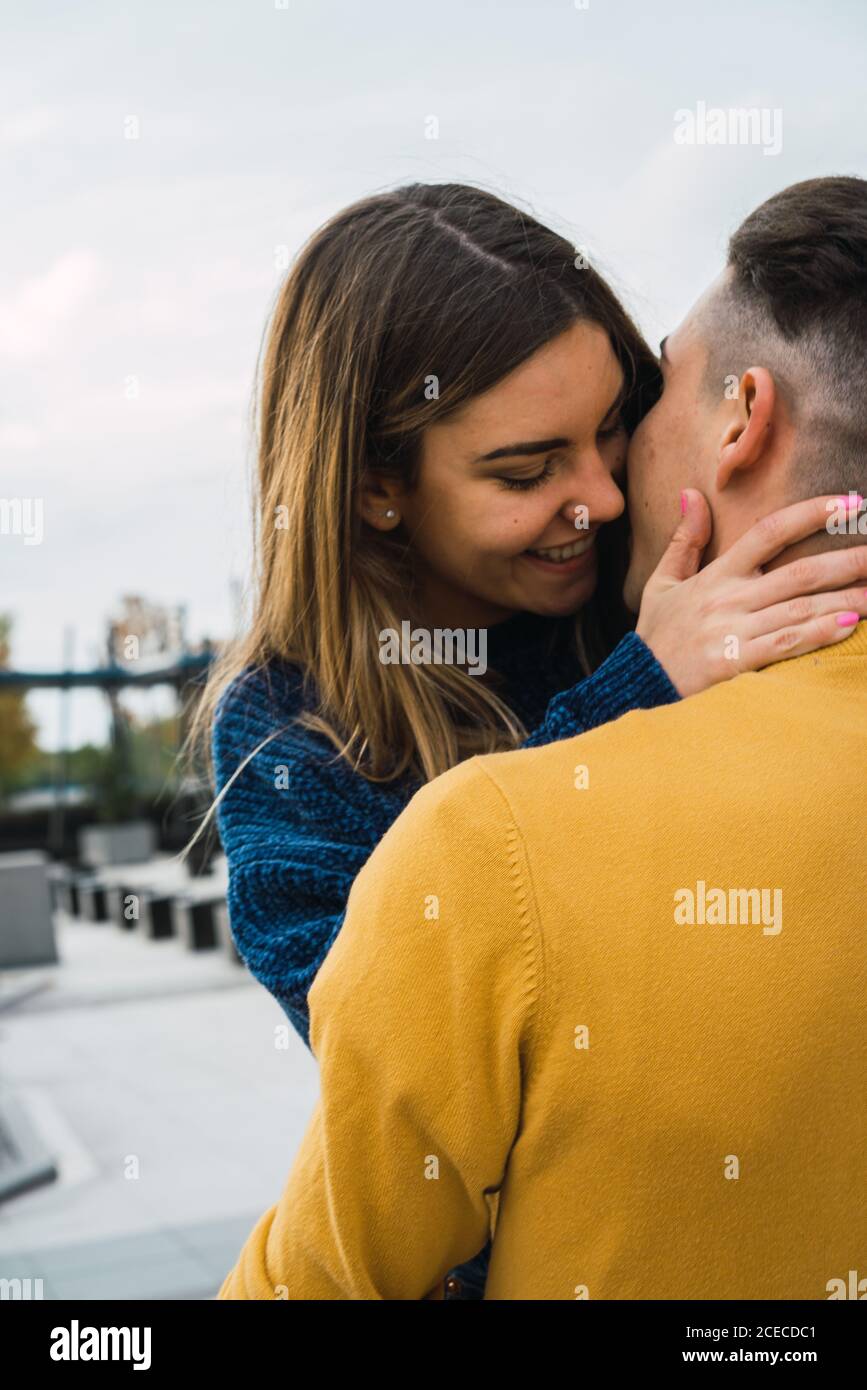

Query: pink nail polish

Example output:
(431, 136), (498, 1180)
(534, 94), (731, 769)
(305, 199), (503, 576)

(680, 490), (687, 516)
(836, 612), (860, 627)
(836, 492), (864, 511)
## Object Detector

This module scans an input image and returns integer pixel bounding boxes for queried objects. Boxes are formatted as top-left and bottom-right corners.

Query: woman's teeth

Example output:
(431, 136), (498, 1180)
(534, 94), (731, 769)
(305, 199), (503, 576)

(525, 537), (593, 563)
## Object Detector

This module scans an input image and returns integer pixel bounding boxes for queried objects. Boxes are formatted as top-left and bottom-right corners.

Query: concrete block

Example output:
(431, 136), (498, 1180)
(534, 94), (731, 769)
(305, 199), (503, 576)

(105, 883), (140, 930)
(78, 821), (156, 868)
(173, 896), (223, 951)
(77, 879), (109, 922)
(0, 850), (59, 968)
(139, 891), (175, 940)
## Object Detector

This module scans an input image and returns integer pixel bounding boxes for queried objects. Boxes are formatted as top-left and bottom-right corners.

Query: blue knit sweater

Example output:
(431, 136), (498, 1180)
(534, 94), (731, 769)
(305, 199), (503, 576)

(212, 613), (681, 1048)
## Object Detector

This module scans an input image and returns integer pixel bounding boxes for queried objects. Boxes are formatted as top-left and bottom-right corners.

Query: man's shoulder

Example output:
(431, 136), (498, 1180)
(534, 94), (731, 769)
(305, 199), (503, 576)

(474, 673), (760, 806)
(369, 754), (511, 866)
(377, 687), (733, 860)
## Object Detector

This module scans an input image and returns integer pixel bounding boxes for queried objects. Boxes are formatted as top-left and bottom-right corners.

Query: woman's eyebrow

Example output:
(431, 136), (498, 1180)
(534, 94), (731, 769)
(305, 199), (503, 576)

(471, 380), (626, 464)
(473, 436), (570, 463)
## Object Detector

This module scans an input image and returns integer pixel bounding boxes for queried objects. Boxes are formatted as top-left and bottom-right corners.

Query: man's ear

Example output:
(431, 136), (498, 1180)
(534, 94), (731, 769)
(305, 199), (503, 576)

(716, 367), (776, 492)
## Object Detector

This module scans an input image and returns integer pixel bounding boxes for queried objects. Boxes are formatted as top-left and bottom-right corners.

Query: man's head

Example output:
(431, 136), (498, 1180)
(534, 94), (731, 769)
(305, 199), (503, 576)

(624, 175), (867, 611)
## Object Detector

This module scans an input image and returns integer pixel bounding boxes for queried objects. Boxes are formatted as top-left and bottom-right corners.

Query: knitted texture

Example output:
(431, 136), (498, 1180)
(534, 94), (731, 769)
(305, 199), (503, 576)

(212, 614), (681, 1045)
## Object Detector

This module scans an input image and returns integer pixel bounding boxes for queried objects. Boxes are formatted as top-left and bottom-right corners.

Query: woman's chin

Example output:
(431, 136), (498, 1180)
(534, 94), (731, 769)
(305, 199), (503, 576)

(511, 556), (598, 617)
(516, 577), (597, 618)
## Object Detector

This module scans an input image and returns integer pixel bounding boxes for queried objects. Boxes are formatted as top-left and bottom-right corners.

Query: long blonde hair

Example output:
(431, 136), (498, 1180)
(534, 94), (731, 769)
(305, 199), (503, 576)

(186, 183), (658, 810)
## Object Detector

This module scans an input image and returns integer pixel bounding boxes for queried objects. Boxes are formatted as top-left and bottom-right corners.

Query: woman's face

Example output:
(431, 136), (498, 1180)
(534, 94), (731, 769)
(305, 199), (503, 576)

(393, 320), (628, 628)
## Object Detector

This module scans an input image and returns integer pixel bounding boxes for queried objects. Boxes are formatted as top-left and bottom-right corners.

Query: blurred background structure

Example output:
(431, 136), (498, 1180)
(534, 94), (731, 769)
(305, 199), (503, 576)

(0, 595), (317, 1299)
(0, 597), (215, 863)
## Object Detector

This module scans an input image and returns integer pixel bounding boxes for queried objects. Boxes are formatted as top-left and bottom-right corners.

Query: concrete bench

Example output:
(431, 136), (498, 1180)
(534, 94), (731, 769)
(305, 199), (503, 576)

(77, 877), (110, 923)
(171, 868), (230, 952)
(172, 895), (224, 951)
(97, 858), (193, 933)
(104, 882), (140, 930)
(0, 850), (59, 968)
(56, 868), (82, 918)
(78, 821), (156, 868)
(47, 862), (72, 912)
(138, 890), (176, 941)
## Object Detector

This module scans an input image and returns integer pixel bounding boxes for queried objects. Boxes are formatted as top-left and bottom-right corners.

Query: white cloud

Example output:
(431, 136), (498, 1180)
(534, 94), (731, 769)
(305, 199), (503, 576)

(0, 250), (101, 359)
(0, 106), (62, 144)
(0, 421), (41, 449)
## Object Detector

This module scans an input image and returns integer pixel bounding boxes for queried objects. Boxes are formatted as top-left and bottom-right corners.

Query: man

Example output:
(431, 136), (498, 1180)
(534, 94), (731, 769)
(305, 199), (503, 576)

(220, 177), (867, 1300)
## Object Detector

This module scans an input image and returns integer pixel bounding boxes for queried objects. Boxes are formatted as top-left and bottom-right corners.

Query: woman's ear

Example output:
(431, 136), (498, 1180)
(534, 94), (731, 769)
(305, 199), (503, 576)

(717, 367), (776, 492)
(356, 472), (405, 530)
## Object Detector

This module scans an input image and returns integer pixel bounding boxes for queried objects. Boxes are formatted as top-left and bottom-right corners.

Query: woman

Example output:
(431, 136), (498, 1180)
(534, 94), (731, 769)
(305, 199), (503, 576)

(188, 183), (864, 1299)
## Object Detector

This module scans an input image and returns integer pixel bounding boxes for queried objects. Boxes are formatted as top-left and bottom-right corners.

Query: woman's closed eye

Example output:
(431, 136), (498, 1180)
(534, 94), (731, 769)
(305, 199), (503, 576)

(495, 458), (557, 492)
(494, 416), (625, 491)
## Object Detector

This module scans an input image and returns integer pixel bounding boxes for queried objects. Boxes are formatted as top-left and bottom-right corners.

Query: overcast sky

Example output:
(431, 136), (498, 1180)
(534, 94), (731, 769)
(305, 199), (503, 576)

(3, 0), (866, 749)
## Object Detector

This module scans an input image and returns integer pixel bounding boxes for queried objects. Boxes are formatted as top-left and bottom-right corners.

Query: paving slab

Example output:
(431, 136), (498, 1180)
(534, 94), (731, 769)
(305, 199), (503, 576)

(0, 910), (319, 1299)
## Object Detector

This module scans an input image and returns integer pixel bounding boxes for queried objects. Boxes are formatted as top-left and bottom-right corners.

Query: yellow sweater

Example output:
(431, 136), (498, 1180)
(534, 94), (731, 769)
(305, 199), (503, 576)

(219, 622), (867, 1300)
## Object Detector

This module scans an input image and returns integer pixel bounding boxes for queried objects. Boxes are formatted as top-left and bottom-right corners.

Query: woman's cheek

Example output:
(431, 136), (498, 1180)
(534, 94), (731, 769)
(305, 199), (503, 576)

(491, 494), (544, 547)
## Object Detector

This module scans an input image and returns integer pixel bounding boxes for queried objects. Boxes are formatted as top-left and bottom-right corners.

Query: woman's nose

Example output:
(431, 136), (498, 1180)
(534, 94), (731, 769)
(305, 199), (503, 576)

(557, 467), (625, 529)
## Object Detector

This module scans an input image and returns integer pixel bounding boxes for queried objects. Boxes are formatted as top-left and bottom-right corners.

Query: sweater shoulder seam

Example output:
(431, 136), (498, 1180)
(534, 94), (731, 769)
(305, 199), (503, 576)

(468, 758), (547, 1078)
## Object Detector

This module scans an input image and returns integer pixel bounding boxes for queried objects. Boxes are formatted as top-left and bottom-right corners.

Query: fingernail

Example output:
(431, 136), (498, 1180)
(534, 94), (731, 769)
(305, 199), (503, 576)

(836, 492), (864, 511)
(680, 490), (688, 516)
(836, 612), (860, 627)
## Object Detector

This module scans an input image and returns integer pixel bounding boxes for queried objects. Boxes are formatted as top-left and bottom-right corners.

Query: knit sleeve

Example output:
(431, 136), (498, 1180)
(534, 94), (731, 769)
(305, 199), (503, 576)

(520, 631), (681, 749)
(212, 669), (380, 1049)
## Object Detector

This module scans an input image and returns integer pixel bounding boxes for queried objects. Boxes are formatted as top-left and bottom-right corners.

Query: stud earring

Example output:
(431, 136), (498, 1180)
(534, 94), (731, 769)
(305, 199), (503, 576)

(385, 508), (397, 519)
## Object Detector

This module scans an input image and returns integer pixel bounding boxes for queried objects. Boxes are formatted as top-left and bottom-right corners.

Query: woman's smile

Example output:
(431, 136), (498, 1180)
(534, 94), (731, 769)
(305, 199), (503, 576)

(520, 533), (597, 574)
(520, 544), (595, 576)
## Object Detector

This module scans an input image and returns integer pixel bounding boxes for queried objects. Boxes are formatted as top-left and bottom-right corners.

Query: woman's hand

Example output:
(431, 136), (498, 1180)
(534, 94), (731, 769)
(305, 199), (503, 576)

(636, 490), (867, 697)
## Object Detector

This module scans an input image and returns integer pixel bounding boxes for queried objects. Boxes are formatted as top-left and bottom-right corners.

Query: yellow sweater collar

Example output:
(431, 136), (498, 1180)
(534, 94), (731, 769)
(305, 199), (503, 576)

(803, 619), (867, 663)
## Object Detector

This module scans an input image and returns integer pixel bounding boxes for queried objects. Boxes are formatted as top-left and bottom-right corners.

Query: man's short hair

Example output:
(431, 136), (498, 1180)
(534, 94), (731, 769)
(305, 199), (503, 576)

(702, 176), (867, 497)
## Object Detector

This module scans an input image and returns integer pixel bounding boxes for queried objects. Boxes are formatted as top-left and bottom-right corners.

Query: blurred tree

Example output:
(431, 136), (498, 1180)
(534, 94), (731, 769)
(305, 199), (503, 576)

(0, 614), (39, 797)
